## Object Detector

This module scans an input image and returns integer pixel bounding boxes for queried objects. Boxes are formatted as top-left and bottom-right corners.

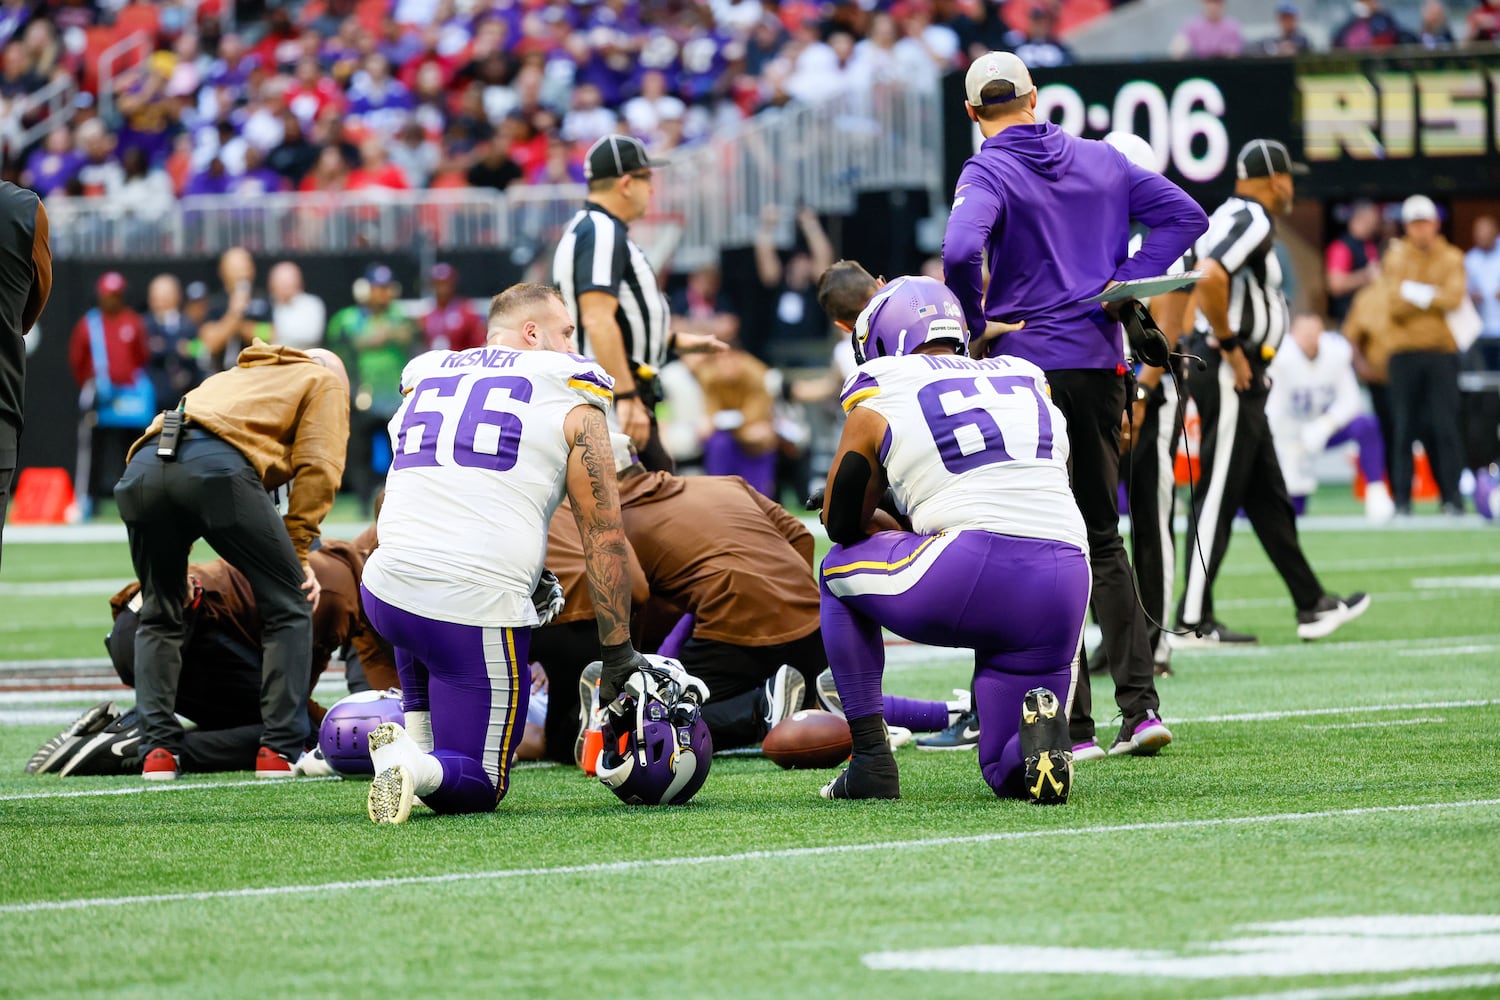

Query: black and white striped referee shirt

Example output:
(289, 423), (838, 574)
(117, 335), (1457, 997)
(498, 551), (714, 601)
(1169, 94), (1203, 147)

(552, 203), (670, 372)
(1193, 195), (1288, 356)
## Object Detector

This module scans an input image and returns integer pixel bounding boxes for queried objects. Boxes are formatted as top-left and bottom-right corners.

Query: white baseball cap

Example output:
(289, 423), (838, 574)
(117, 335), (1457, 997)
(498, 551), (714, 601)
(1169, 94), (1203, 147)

(1400, 194), (1439, 224)
(964, 51), (1034, 107)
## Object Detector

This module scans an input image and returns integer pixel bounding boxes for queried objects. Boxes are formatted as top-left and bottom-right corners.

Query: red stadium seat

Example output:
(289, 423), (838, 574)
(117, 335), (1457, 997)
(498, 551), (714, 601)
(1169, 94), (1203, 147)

(113, 4), (161, 41)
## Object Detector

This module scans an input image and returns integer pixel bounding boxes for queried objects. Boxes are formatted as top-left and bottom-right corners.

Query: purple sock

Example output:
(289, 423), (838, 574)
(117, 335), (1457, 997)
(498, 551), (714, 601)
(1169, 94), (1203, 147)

(658, 614), (694, 660)
(1328, 413), (1388, 484)
(883, 695), (951, 732)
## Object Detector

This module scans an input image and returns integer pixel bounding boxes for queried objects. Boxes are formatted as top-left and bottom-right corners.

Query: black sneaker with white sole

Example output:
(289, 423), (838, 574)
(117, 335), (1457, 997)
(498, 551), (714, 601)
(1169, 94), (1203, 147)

(1296, 592), (1371, 641)
(56, 709), (144, 777)
(763, 665), (807, 731)
(576, 661), (603, 768)
(26, 701), (120, 774)
(814, 668), (843, 718)
(1019, 688), (1072, 805)
(916, 709), (979, 751)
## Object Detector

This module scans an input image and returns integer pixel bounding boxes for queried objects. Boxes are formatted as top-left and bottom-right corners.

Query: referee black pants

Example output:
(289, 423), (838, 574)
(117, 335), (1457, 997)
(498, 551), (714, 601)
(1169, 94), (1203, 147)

(1176, 342), (1324, 628)
(1045, 369), (1159, 742)
(1126, 380), (1181, 666)
(114, 434), (312, 764)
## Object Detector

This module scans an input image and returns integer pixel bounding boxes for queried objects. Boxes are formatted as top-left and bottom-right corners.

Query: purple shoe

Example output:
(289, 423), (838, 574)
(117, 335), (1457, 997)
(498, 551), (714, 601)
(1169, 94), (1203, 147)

(1107, 711), (1173, 757)
(1071, 741), (1107, 762)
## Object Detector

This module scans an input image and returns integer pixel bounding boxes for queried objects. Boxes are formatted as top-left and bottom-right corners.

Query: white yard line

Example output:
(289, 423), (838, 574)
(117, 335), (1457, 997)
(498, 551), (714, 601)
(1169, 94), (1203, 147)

(1185, 699), (1498, 724)
(1, 798), (1497, 915)
(1411, 576), (1500, 590)
(1304, 718), (1445, 730)
(0, 776), (343, 802)
(1212, 589), (1484, 611)
(1214, 972), (1500, 1000)
(1217, 551), (1500, 577)
(0, 579), (128, 597)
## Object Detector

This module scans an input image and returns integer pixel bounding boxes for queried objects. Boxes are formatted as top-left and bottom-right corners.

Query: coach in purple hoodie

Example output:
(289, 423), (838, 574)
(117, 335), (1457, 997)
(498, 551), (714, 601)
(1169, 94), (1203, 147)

(942, 52), (1208, 760)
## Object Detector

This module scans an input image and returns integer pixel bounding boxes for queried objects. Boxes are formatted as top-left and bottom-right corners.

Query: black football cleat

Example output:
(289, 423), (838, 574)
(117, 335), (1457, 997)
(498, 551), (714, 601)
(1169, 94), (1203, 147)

(1019, 688), (1072, 805)
(58, 709), (145, 777)
(916, 709), (980, 751)
(819, 749), (900, 800)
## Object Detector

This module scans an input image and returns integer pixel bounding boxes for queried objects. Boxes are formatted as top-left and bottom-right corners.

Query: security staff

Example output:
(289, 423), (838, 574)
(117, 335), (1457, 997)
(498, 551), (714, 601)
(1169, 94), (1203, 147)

(1175, 139), (1369, 644)
(0, 181), (52, 568)
(114, 344), (349, 779)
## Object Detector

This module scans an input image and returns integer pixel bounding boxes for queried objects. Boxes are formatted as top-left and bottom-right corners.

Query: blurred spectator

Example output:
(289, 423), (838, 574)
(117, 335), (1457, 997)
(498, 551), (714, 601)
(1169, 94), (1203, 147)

(326, 263), (416, 512)
(1332, 0), (1411, 49)
(228, 147), (287, 196)
(0, 39), (41, 98)
(69, 272), (151, 511)
(1005, 7), (1077, 68)
(1171, 0), (1244, 57)
(561, 82), (619, 145)
(389, 121), (440, 189)
(960, 1), (1015, 59)
(142, 273), (201, 409)
(267, 110), (319, 186)
(347, 54), (414, 137)
(1326, 201), (1382, 323)
(74, 120), (124, 197)
(1258, 2), (1313, 55)
(1384, 195), (1466, 514)
(1469, 0), (1500, 41)
(466, 134), (523, 191)
(286, 56), (346, 128)
(348, 135), (411, 191)
(199, 247), (272, 372)
(672, 266), (741, 347)
(623, 70), (687, 144)
(1343, 276), (1397, 466)
(1416, 0), (1457, 45)
(0, 0), (28, 48)
(527, 135), (586, 185)
(300, 145), (351, 193)
(420, 263), (486, 352)
(1465, 216), (1500, 371)
(113, 147), (176, 219)
(754, 205), (835, 363)
(184, 280), (211, 328)
(22, 126), (81, 197)
(268, 262), (326, 350)
(184, 156), (233, 197)
(113, 52), (178, 165)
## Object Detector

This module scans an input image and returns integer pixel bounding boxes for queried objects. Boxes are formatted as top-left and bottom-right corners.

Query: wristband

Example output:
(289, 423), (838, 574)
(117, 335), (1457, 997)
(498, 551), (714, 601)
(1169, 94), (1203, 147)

(1218, 337), (1243, 353)
(613, 389), (639, 401)
(1134, 384), (1150, 403)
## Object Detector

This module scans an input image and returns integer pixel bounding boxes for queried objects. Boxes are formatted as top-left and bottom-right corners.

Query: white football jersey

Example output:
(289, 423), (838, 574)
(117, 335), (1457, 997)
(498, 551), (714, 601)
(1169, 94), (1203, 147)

(363, 347), (613, 627)
(839, 353), (1087, 552)
(1267, 332), (1366, 497)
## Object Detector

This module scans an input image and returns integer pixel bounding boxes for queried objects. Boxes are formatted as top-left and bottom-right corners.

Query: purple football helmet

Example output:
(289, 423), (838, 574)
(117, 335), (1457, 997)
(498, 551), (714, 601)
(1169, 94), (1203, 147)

(597, 655), (713, 806)
(852, 275), (969, 364)
(318, 689), (405, 776)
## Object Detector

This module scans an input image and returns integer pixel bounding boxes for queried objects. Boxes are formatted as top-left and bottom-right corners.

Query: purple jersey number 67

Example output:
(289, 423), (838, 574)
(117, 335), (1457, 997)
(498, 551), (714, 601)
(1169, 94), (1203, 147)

(391, 374), (532, 472)
(917, 374), (1054, 474)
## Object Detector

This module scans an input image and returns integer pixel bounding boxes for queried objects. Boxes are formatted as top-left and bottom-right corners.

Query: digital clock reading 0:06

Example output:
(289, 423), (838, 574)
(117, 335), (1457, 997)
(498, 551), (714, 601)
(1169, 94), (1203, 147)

(1036, 78), (1231, 183)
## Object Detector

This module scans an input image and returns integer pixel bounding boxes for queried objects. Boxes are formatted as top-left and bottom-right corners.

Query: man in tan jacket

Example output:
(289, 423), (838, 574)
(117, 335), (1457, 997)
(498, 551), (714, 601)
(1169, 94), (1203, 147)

(113, 343), (349, 779)
(1383, 195), (1467, 513)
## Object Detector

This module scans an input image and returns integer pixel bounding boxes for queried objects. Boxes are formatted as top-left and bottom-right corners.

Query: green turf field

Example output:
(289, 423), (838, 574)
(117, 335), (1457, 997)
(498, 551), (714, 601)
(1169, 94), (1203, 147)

(2, 513), (1498, 999)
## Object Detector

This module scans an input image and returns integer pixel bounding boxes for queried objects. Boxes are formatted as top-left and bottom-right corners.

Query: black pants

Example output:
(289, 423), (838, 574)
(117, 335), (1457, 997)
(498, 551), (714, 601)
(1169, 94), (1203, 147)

(0, 464), (12, 573)
(678, 631), (822, 750)
(1388, 351), (1464, 509)
(114, 433), (312, 762)
(1177, 342), (1324, 627)
(1046, 369), (1159, 742)
(108, 605), (272, 772)
(529, 619), (603, 765)
(1367, 382), (1396, 483)
(81, 424), (141, 507)
(347, 407), (397, 514)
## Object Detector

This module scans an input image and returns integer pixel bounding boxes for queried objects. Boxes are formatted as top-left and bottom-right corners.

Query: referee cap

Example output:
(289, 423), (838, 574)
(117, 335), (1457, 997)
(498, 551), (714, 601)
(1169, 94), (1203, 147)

(584, 134), (662, 181)
(964, 51), (1035, 107)
(1235, 138), (1309, 179)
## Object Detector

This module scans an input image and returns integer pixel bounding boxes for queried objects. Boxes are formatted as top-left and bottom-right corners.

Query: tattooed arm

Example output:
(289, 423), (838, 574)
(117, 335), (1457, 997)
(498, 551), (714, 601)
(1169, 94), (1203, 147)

(563, 403), (648, 702)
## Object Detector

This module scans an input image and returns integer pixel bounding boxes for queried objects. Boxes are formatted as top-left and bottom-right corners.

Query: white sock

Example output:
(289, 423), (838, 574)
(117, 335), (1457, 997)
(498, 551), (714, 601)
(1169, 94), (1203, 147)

(404, 711), (433, 752)
(372, 727), (443, 798)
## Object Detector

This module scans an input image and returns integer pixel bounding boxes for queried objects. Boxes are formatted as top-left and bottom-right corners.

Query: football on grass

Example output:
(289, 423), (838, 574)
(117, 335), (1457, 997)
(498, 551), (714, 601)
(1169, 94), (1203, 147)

(762, 710), (852, 769)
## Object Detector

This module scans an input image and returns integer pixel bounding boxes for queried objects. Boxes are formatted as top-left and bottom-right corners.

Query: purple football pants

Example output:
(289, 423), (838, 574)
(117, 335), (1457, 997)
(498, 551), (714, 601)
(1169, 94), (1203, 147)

(703, 429), (776, 498)
(820, 530), (1090, 800)
(361, 586), (531, 815)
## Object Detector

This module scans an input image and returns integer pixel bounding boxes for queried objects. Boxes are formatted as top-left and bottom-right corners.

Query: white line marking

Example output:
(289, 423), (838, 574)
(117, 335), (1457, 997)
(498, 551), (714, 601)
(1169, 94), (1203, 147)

(0, 579), (126, 597)
(1185, 699), (1499, 724)
(1399, 645), (1500, 657)
(1213, 972), (1500, 1000)
(1168, 634), (1500, 658)
(1412, 575), (1500, 590)
(1213, 589), (1484, 611)
(1, 798), (1496, 914)
(1305, 718), (1445, 730)
(0, 775), (343, 802)
(0, 658), (113, 671)
(1218, 551), (1500, 577)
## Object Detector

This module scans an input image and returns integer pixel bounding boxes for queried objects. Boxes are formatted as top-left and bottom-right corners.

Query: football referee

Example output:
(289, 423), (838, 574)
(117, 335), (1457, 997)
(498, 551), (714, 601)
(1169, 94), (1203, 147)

(553, 134), (724, 472)
(1175, 138), (1369, 644)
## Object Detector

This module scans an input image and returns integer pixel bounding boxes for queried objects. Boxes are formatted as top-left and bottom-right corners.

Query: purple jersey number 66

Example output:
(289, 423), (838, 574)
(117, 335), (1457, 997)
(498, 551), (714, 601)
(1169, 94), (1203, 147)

(917, 374), (1053, 474)
(391, 374), (532, 472)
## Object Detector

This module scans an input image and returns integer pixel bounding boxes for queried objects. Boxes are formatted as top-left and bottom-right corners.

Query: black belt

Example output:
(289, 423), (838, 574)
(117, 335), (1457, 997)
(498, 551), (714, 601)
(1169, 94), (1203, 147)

(141, 425), (221, 449)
